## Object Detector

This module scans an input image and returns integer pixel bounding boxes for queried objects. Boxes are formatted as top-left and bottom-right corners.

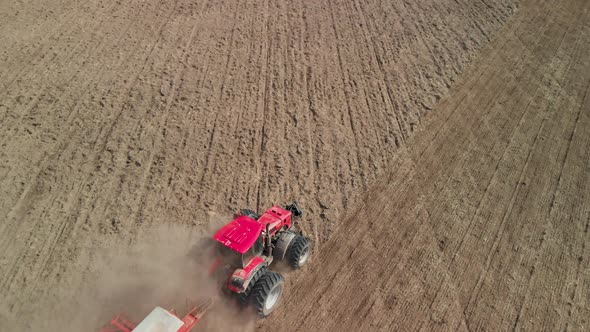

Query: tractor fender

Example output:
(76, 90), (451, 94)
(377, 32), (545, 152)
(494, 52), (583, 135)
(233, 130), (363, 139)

(228, 256), (267, 293)
(273, 231), (297, 261)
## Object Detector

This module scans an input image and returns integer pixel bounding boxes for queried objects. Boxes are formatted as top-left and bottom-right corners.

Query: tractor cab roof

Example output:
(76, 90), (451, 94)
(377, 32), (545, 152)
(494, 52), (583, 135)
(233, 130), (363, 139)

(213, 205), (293, 254)
(213, 216), (264, 254)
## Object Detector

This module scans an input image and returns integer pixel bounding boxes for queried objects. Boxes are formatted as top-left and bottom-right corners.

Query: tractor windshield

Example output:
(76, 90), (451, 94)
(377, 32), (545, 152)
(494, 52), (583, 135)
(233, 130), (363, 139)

(215, 243), (242, 268)
(241, 237), (264, 267)
(215, 236), (264, 268)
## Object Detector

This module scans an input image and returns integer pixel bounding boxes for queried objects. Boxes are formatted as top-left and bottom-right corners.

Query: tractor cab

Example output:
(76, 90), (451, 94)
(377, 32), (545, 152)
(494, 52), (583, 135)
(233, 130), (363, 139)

(213, 231), (264, 269)
(211, 204), (304, 267)
(213, 215), (264, 257)
(212, 205), (291, 262)
(213, 205), (297, 251)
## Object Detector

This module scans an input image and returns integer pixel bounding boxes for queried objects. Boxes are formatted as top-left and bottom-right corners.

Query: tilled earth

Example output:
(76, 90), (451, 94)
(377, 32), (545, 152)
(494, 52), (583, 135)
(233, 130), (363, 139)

(2, 0), (588, 330)
(263, 0), (590, 330)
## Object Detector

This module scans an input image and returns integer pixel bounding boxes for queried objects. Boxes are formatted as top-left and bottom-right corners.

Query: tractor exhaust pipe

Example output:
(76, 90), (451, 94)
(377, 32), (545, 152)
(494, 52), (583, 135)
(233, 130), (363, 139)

(265, 224), (273, 256)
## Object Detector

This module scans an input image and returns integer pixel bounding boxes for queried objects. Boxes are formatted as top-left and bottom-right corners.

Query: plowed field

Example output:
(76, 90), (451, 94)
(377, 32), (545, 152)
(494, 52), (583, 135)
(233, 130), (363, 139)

(263, 0), (590, 330)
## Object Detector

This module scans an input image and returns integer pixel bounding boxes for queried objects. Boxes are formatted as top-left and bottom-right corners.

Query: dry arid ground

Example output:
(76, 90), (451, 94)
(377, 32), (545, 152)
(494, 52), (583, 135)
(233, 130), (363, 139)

(0, 0), (588, 330)
(263, 0), (590, 330)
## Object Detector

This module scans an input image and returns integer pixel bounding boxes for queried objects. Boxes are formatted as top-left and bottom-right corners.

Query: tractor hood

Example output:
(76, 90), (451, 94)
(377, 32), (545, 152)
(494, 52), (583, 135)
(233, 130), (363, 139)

(213, 216), (264, 254)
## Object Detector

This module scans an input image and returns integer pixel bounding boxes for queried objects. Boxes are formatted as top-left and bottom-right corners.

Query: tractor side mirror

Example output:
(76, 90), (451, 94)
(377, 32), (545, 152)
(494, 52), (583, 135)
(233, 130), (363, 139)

(285, 202), (303, 218)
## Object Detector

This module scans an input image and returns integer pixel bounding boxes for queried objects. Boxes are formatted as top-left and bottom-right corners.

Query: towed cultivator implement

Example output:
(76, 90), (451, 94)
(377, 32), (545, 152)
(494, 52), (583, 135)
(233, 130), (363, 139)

(101, 203), (312, 331)
(101, 299), (212, 332)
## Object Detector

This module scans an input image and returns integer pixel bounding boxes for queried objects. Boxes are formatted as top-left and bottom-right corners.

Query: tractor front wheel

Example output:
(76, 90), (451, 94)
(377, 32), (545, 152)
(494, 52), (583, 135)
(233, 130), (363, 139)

(250, 271), (285, 317)
(286, 235), (311, 269)
(237, 265), (268, 305)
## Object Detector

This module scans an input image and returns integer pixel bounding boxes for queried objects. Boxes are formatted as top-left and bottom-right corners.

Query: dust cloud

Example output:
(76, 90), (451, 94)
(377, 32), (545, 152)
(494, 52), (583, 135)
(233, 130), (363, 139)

(20, 216), (255, 331)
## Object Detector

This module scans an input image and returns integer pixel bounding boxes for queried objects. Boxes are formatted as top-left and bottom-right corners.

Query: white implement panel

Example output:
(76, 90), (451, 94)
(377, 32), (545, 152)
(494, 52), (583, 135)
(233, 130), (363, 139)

(133, 307), (184, 332)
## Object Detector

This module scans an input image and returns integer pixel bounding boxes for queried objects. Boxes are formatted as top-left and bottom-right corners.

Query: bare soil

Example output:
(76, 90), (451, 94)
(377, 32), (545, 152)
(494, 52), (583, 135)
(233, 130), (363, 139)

(262, 0), (590, 330)
(2, 0), (588, 330)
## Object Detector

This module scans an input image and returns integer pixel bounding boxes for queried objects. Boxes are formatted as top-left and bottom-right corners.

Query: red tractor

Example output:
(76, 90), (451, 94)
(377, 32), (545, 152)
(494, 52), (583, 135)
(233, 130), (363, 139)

(100, 203), (312, 331)
(210, 202), (312, 316)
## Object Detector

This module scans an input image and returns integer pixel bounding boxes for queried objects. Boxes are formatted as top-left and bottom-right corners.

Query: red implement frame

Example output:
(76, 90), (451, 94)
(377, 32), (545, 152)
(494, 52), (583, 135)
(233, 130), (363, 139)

(100, 298), (212, 332)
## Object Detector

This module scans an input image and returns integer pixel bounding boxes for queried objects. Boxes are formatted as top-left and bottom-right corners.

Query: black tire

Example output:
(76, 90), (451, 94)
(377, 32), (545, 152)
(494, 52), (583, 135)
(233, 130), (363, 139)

(286, 235), (311, 269)
(236, 265), (268, 305)
(240, 209), (260, 220)
(249, 271), (285, 317)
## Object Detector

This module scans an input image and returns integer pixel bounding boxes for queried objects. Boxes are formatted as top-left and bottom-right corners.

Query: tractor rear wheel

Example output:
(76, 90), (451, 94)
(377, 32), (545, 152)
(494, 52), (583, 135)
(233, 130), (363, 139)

(286, 235), (311, 269)
(237, 265), (268, 305)
(249, 271), (285, 317)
